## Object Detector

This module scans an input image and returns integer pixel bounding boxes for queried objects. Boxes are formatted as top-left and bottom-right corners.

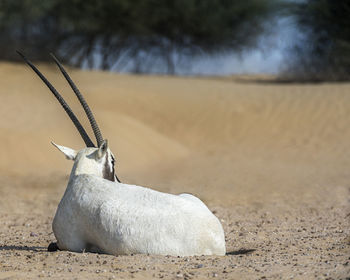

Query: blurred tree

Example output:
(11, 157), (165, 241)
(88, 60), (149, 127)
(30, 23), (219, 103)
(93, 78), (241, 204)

(286, 0), (350, 81)
(0, 0), (59, 60)
(0, 0), (279, 74)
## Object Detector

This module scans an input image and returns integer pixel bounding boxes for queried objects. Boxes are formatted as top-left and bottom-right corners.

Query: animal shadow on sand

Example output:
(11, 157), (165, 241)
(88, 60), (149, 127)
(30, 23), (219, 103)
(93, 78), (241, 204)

(0, 245), (46, 252)
(226, 249), (256, 256)
(1, 245), (256, 256)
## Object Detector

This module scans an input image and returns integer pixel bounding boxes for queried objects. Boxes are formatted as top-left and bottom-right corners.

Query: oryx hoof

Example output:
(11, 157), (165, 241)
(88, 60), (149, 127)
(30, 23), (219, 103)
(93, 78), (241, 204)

(47, 242), (59, 252)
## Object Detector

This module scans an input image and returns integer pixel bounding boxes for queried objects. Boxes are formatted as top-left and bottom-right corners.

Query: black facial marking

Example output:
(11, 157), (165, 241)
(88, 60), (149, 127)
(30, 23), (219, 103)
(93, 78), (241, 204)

(102, 152), (115, 182)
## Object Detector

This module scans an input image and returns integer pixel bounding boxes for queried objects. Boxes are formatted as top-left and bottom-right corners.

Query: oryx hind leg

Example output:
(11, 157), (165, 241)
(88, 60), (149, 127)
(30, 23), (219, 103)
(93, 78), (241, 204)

(56, 236), (88, 253)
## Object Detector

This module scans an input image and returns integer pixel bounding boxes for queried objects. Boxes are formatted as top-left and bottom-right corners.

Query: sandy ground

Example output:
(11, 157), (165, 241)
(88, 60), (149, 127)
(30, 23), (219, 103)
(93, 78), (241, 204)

(0, 62), (349, 279)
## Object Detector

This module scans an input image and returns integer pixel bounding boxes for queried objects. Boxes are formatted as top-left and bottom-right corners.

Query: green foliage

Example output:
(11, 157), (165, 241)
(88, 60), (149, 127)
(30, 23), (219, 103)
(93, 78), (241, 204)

(0, 0), (278, 73)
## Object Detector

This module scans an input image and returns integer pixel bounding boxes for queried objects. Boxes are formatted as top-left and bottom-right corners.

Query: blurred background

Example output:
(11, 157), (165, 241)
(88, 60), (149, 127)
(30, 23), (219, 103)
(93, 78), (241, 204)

(0, 0), (349, 80)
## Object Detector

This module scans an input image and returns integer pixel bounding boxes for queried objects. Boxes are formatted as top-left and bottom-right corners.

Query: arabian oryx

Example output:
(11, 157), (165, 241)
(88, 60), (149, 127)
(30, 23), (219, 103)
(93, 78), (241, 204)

(18, 51), (226, 256)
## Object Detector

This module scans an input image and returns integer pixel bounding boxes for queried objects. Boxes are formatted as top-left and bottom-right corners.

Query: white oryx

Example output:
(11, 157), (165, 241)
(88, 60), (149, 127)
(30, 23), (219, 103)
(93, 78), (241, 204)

(18, 51), (226, 256)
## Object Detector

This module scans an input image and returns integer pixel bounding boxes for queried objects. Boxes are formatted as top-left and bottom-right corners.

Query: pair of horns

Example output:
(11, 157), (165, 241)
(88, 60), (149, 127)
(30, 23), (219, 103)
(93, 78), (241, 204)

(17, 51), (103, 148)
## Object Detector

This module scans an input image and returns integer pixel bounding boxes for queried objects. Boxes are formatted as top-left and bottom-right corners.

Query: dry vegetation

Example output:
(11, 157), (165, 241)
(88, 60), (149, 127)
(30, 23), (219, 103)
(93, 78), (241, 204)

(0, 62), (349, 279)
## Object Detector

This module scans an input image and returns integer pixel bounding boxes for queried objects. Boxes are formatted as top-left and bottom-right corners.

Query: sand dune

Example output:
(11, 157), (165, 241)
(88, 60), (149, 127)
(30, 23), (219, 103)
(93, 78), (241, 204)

(0, 62), (349, 279)
(1, 62), (350, 203)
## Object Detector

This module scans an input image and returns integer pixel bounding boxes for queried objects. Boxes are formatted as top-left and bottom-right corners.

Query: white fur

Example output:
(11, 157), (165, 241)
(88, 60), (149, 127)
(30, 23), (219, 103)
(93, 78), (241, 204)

(52, 142), (77, 160)
(52, 146), (226, 256)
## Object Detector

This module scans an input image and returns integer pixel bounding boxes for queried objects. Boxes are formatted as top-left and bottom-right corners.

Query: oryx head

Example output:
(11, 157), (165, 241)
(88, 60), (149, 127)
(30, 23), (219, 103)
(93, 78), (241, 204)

(17, 51), (120, 182)
(52, 140), (116, 182)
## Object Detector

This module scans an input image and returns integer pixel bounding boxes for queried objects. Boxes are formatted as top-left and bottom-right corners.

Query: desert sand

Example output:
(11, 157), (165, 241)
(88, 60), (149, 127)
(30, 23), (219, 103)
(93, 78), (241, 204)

(0, 62), (349, 279)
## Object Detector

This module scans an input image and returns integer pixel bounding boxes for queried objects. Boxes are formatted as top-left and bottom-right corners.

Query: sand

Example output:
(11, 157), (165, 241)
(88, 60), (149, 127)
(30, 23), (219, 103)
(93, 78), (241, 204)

(0, 62), (349, 279)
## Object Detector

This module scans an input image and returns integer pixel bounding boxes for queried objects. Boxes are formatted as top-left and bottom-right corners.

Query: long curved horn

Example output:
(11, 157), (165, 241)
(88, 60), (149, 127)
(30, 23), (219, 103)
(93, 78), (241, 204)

(17, 51), (95, 148)
(50, 54), (104, 147)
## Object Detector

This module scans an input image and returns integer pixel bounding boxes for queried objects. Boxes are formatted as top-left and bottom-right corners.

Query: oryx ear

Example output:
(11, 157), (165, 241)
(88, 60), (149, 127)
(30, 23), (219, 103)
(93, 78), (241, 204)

(51, 142), (78, 160)
(96, 139), (108, 160)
